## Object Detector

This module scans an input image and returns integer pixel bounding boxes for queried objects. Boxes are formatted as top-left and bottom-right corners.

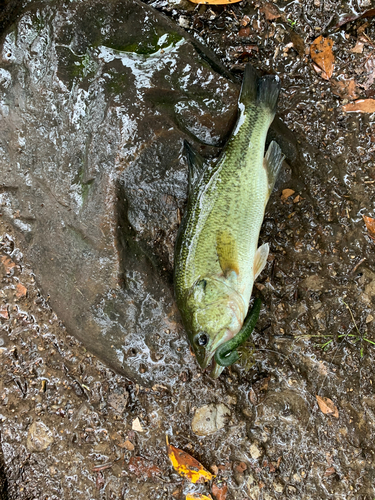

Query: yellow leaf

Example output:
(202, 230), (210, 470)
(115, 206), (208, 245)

(167, 436), (215, 484)
(186, 495), (213, 500)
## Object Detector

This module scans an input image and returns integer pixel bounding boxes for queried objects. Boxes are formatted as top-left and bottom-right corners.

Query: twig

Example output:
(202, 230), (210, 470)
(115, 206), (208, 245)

(350, 257), (366, 275)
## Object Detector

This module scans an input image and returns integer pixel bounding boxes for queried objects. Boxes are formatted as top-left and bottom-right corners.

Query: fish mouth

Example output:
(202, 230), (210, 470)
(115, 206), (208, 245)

(200, 348), (215, 370)
(210, 360), (225, 379)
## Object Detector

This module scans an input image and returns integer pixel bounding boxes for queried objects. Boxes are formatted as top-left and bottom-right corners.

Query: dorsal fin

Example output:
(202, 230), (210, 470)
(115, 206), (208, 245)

(216, 230), (239, 276)
(184, 140), (205, 195)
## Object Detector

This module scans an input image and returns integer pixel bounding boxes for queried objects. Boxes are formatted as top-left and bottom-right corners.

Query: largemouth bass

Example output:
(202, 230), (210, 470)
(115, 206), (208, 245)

(174, 64), (284, 378)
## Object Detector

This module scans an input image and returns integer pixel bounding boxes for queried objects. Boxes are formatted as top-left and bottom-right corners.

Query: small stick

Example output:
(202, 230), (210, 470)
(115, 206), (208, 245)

(351, 257), (366, 275)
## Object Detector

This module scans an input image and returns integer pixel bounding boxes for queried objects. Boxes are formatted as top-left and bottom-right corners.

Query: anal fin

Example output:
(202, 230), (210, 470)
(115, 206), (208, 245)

(263, 141), (285, 196)
(253, 243), (269, 280)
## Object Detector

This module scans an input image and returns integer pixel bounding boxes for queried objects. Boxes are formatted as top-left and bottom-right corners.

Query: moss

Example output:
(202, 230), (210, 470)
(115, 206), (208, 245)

(104, 31), (183, 55)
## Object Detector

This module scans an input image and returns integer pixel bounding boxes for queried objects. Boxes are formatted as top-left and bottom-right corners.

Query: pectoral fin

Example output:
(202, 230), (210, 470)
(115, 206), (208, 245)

(253, 243), (269, 280)
(216, 230), (239, 276)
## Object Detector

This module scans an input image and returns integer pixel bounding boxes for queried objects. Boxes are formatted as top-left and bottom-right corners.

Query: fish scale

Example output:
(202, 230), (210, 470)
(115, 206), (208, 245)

(174, 64), (285, 377)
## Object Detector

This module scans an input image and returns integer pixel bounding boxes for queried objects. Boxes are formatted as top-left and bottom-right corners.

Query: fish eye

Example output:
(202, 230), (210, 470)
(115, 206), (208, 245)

(195, 332), (209, 346)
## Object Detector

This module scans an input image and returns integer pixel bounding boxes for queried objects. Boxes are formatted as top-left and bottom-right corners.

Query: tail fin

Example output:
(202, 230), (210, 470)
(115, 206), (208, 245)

(239, 64), (281, 114)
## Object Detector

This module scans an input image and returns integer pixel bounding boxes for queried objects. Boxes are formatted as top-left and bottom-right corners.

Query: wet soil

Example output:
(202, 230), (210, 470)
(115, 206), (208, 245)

(1, 0), (375, 499)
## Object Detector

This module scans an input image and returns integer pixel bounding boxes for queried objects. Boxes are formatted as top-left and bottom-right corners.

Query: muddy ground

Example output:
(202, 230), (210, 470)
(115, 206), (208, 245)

(1, 0), (375, 499)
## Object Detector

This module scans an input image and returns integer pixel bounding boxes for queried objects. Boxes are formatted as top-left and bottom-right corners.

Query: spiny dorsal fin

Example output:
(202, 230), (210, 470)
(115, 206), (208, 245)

(253, 243), (269, 280)
(216, 230), (239, 276)
(184, 140), (205, 195)
(263, 141), (285, 198)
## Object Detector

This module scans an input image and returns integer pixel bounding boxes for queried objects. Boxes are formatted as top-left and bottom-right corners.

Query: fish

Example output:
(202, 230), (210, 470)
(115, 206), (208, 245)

(174, 64), (284, 378)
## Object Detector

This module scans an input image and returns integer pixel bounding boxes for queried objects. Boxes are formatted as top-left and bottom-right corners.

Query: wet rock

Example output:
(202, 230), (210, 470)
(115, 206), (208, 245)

(191, 403), (231, 436)
(26, 421), (54, 452)
(107, 389), (129, 414)
(0, 0), (239, 385)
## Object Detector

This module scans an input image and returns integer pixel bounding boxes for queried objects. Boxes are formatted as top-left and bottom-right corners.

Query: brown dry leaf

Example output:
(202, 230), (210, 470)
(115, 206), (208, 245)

(128, 456), (161, 479)
(363, 215), (375, 240)
(121, 439), (135, 451)
(363, 58), (375, 90)
(1, 256), (16, 275)
(350, 40), (364, 53)
(331, 79), (359, 100)
(15, 283), (27, 299)
(186, 495), (213, 500)
(343, 99), (375, 113)
(260, 2), (282, 21)
(281, 188), (295, 201)
(167, 437), (215, 484)
(212, 482), (228, 500)
(310, 36), (335, 80)
(324, 466), (336, 477)
(289, 31), (305, 56)
(316, 396), (339, 418)
(0, 305), (9, 319)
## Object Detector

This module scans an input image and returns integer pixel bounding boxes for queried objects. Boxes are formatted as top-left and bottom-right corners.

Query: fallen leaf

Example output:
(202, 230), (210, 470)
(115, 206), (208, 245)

(316, 395), (339, 418)
(15, 283), (27, 299)
(238, 27), (251, 37)
(289, 30), (305, 56)
(334, 8), (375, 28)
(212, 482), (228, 500)
(1, 256), (16, 275)
(186, 495), (213, 500)
(363, 58), (375, 90)
(310, 36), (335, 80)
(128, 456), (161, 479)
(331, 79), (359, 100)
(363, 215), (375, 239)
(324, 466), (336, 477)
(132, 417), (144, 432)
(234, 462), (247, 474)
(293, 195), (301, 203)
(260, 2), (282, 21)
(0, 305), (9, 319)
(167, 436), (215, 483)
(121, 439), (135, 451)
(350, 40), (364, 53)
(343, 99), (375, 113)
(281, 188), (295, 201)
(188, 0), (241, 4)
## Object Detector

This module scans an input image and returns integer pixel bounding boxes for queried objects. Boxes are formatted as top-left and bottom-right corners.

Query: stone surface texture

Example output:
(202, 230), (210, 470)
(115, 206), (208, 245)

(191, 403), (231, 436)
(0, 0), (239, 385)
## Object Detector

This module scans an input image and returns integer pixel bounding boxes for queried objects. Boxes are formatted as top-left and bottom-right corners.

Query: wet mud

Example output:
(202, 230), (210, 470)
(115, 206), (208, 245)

(1, 0), (375, 499)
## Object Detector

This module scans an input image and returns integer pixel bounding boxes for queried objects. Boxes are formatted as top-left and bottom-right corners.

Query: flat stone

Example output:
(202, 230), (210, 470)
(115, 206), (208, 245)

(191, 403), (231, 436)
(0, 0), (239, 385)
(26, 421), (54, 452)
